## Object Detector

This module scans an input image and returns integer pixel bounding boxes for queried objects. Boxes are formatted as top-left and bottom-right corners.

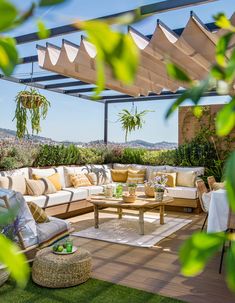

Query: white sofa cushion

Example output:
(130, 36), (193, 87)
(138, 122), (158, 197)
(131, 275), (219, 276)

(24, 188), (88, 208)
(166, 166), (204, 177)
(79, 185), (104, 195)
(165, 186), (198, 199)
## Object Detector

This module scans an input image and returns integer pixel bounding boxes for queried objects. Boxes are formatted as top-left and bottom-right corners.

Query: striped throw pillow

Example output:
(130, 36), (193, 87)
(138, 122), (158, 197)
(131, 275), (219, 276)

(27, 201), (49, 223)
(69, 173), (91, 188)
(127, 169), (146, 184)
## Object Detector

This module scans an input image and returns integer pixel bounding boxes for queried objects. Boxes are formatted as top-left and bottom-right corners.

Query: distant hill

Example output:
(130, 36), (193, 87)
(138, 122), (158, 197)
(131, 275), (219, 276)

(0, 128), (177, 150)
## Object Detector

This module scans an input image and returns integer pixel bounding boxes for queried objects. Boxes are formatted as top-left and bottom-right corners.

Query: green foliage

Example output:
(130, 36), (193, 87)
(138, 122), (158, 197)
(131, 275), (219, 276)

(39, 0), (68, 6)
(37, 19), (50, 39)
(0, 235), (29, 288)
(0, 0), (17, 32)
(225, 151), (235, 212)
(13, 88), (50, 138)
(180, 232), (225, 276)
(166, 62), (192, 83)
(122, 148), (146, 164)
(118, 108), (152, 142)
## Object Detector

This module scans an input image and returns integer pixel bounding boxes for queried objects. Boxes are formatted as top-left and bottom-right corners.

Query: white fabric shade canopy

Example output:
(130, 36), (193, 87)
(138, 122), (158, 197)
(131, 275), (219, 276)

(37, 12), (235, 97)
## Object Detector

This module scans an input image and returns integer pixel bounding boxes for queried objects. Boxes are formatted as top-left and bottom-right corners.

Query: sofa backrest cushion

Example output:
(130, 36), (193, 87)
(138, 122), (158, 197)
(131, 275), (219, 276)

(0, 175), (27, 195)
(0, 167), (29, 179)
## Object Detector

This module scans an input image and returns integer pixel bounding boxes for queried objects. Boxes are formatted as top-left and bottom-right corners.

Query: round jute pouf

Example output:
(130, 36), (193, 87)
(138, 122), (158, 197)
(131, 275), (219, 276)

(32, 247), (92, 288)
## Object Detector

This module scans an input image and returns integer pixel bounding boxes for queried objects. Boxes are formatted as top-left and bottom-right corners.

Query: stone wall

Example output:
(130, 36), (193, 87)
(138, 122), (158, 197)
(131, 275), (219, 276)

(178, 104), (235, 154)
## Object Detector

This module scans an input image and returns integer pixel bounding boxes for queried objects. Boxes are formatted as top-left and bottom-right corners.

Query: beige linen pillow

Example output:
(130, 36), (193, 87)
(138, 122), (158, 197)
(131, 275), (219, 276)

(86, 172), (98, 185)
(26, 178), (56, 196)
(176, 171), (196, 187)
(0, 175), (27, 195)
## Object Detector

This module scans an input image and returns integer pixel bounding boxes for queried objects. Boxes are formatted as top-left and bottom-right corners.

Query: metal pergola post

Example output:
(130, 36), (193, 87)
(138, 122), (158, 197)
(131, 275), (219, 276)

(104, 102), (109, 144)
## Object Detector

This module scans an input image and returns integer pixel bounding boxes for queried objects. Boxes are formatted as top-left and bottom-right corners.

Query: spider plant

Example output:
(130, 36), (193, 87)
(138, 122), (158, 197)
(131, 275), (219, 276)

(13, 88), (50, 139)
(118, 108), (152, 142)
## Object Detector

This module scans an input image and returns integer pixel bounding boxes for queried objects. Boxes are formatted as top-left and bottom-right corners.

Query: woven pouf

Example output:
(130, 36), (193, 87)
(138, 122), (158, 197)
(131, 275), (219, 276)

(32, 247), (92, 288)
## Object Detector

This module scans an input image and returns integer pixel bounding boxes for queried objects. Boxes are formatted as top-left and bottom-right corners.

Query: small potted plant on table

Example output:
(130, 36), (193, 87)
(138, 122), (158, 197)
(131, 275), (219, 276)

(153, 175), (168, 201)
(127, 183), (137, 196)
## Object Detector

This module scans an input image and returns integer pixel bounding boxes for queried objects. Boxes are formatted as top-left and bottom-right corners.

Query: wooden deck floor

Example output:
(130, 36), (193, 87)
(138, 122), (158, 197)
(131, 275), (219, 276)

(69, 210), (235, 303)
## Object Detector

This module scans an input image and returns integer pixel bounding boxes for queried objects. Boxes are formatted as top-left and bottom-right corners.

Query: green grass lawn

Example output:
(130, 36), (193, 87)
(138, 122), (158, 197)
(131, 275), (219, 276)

(0, 278), (185, 303)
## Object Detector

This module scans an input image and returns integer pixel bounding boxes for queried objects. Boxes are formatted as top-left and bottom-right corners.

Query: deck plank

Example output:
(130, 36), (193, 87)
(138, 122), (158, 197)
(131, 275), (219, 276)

(70, 210), (235, 303)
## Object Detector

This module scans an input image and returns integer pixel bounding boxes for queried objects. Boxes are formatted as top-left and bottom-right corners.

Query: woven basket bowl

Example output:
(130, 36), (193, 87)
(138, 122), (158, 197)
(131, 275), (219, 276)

(0, 265), (9, 287)
(144, 184), (155, 197)
(122, 195), (136, 203)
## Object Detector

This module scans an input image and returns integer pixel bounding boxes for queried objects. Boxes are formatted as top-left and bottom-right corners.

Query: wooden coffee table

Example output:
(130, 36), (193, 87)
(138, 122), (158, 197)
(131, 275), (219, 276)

(87, 194), (173, 235)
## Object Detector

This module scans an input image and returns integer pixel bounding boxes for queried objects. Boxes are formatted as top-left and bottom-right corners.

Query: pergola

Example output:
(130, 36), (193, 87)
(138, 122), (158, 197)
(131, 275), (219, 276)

(1, 0), (226, 143)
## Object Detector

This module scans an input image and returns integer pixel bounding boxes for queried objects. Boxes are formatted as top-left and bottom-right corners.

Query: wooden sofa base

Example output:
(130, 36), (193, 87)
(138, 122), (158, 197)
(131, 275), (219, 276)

(43, 197), (202, 218)
(44, 199), (93, 219)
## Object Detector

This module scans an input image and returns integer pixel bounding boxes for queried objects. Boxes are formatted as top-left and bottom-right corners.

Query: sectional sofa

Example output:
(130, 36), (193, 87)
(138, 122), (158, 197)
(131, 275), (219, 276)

(0, 164), (204, 217)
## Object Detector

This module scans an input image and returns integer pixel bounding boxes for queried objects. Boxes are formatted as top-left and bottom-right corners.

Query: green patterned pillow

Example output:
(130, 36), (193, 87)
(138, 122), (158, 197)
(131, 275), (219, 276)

(27, 202), (49, 224)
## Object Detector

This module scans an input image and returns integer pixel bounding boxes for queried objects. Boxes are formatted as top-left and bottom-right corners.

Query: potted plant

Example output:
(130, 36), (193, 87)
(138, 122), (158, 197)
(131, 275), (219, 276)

(13, 88), (50, 139)
(153, 175), (168, 201)
(144, 175), (168, 201)
(127, 183), (137, 196)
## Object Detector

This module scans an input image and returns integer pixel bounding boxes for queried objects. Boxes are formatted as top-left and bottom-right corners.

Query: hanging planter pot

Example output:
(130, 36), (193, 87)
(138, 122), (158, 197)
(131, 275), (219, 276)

(13, 88), (50, 139)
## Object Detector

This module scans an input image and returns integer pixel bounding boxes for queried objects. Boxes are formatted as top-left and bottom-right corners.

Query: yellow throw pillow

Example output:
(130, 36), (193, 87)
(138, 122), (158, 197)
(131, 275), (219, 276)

(177, 171), (196, 187)
(156, 172), (177, 187)
(127, 169), (146, 184)
(69, 173), (91, 188)
(33, 173), (62, 191)
(27, 201), (49, 223)
(111, 169), (128, 182)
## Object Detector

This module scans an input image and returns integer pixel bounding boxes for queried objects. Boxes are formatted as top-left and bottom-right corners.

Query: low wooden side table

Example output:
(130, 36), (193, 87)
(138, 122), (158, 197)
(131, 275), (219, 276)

(88, 195), (173, 235)
(32, 247), (92, 288)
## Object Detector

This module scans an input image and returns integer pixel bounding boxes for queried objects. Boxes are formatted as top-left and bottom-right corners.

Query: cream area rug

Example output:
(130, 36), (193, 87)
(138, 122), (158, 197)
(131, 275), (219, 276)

(72, 215), (192, 248)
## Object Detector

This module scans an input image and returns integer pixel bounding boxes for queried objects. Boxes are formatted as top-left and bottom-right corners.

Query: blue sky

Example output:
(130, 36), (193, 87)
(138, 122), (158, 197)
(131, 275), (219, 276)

(0, 0), (233, 143)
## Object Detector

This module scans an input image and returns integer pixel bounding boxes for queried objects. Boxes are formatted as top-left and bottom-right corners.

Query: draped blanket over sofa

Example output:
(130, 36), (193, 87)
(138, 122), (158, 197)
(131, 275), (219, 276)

(0, 164), (204, 217)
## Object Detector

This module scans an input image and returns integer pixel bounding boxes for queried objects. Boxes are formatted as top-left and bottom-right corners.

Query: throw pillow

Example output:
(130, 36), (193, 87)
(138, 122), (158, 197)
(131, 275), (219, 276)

(212, 182), (225, 190)
(33, 173), (62, 191)
(26, 179), (45, 196)
(69, 173), (92, 188)
(85, 172), (98, 185)
(27, 201), (49, 223)
(111, 169), (128, 182)
(0, 175), (27, 195)
(41, 178), (57, 194)
(127, 169), (146, 184)
(176, 171), (196, 187)
(155, 172), (177, 187)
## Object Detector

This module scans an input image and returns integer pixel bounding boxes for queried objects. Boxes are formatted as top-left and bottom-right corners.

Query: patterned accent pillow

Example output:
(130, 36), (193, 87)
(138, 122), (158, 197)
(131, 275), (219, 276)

(127, 169), (146, 184)
(33, 173), (62, 191)
(84, 165), (111, 185)
(27, 201), (49, 223)
(69, 173), (92, 188)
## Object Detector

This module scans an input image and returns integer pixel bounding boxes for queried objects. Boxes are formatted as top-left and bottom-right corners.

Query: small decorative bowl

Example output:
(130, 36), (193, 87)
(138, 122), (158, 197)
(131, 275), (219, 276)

(122, 195), (136, 203)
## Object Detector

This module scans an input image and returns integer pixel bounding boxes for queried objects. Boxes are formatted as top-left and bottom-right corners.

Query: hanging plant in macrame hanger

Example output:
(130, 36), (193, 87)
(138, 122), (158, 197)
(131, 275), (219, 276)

(13, 63), (50, 139)
(118, 102), (152, 143)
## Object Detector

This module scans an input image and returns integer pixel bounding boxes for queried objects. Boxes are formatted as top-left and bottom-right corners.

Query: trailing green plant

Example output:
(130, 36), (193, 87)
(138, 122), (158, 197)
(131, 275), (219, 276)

(13, 88), (50, 139)
(118, 108), (152, 142)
